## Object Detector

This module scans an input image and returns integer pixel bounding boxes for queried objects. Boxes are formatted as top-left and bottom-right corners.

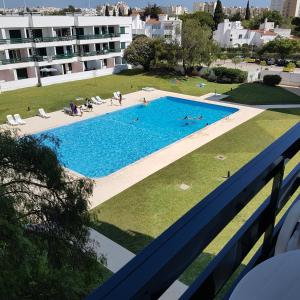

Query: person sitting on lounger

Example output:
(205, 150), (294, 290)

(70, 101), (75, 115)
(86, 99), (93, 111)
(119, 93), (123, 106)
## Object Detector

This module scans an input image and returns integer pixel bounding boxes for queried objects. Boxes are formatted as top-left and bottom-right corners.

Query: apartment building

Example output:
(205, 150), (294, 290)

(161, 5), (188, 16)
(132, 14), (182, 44)
(270, 0), (300, 17)
(213, 19), (292, 48)
(0, 15), (132, 92)
(193, 2), (217, 14)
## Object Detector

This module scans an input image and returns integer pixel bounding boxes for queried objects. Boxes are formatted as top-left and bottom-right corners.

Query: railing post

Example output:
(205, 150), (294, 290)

(258, 157), (287, 263)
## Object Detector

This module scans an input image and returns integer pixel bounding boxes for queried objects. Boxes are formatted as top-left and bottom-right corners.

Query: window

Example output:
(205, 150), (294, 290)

(238, 34), (243, 39)
(95, 27), (100, 35)
(108, 26), (114, 34)
(56, 46), (64, 55)
(95, 44), (101, 52)
(109, 42), (115, 50)
(76, 28), (84, 36)
(16, 68), (28, 80)
(32, 29), (43, 38)
(9, 30), (22, 39)
(120, 27), (126, 34)
(37, 48), (47, 57)
(121, 42), (126, 49)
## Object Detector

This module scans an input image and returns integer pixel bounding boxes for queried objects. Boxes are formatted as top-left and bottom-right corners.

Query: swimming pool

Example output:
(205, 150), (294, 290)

(38, 96), (238, 178)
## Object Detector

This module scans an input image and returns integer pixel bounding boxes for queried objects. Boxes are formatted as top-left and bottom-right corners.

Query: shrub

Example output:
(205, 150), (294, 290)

(260, 60), (267, 66)
(296, 60), (300, 68)
(244, 57), (256, 63)
(283, 62), (296, 72)
(263, 75), (282, 86)
(210, 67), (248, 83)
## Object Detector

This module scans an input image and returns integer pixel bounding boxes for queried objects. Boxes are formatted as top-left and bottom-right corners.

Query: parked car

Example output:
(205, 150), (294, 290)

(266, 58), (275, 66)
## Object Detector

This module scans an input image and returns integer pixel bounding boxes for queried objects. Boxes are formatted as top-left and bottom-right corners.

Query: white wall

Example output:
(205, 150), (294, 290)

(0, 77), (38, 92)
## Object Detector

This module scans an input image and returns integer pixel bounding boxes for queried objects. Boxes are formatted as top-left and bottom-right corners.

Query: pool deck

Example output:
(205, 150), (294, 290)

(5, 89), (265, 209)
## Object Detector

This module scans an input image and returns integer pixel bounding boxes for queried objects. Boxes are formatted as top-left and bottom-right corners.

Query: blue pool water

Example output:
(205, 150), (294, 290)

(38, 96), (238, 178)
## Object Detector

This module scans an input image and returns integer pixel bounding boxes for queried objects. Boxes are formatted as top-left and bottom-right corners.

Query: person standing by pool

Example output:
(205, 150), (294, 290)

(119, 93), (123, 106)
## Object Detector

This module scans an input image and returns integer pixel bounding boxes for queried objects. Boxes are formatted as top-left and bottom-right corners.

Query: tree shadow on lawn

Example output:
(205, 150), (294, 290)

(224, 82), (300, 105)
(91, 220), (246, 292)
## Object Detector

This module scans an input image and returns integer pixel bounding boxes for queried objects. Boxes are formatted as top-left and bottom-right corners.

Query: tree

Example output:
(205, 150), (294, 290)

(105, 5), (110, 16)
(128, 7), (132, 16)
(143, 4), (162, 20)
(113, 8), (116, 16)
(181, 19), (219, 74)
(180, 11), (215, 31)
(259, 38), (300, 59)
(118, 7), (123, 16)
(245, 0), (251, 21)
(124, 36), (155, 70)
(0, 130), (105, 299)
(152, 38), (182, 69)
(232, 56), (243, 68)
(230, 12), (243, 22)
(292, 17), (300, 36)
(213, 0), (225, 29)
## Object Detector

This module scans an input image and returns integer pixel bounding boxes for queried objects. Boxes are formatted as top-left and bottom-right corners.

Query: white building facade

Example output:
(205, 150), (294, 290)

(213, 19), (292, 48)
(0, 15), (132, 91)
(132, 14), (182, 44)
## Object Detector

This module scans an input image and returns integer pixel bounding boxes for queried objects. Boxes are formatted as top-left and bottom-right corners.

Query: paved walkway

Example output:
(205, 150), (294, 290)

(281, 85), (300, 96)
(89, 228), (188, 299)
(256, 104), (300, 109)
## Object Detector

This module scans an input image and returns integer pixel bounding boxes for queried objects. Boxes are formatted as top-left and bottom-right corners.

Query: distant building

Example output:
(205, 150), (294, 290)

(161, 5), (188, 16)
(213, 18), (292, 48)
(193, 2), (216, 14)
(131, 14), (182, 44)
(270, 0), (300, 17)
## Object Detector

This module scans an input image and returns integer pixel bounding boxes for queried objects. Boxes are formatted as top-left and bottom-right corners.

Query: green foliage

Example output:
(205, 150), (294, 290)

(213, 0), (225, 29)
(242, 10), (284, 29)
(245, 0), (251, 20)
(263, 75), (282, 86)
(292, 17), (300, 35)
(230, 12), (243, 22)
(143, 4), (162, 19)
(45, 5), (81, 15)
(283, 62), (296, 72)
(259, 38), (300, 59)
(0, 130), (107, 299)
(232, 56), (243, 66)
(118, 7), (123, 16)
(124, 36), (155, 70)
(152, 39), (182, 69)
(113, 8), (116, 16)
(128, 7), (132, 16)
(105, 5), (109, 16)
(211, 67), (248, 83)
(260, 60), (267, 66)
(182, 19), (219, 73)
(244, 57), (256, 63)
(180, 11), (215, 30)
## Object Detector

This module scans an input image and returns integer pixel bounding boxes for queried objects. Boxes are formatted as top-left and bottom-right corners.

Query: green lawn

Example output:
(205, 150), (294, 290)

(0, 70), (299, 123)
(91, 108), (300, 286)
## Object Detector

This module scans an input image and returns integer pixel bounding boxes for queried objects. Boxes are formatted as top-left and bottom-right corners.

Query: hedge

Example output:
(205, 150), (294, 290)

(263, 75), (282, 86)
(211, 67), (248, 83)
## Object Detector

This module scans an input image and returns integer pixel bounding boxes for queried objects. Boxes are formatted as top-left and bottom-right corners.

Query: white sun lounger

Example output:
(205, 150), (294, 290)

(6, 114), (18, 126)
(91, 97), (102, 105)
(95, 96), (105, 103)
(142, 87), (155, 92)
(38, 108), (50, 119)
(13, 114), (26, 125)
(113, 92), (120, 100)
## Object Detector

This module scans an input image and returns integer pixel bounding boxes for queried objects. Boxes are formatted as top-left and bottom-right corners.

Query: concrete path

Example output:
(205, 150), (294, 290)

(281, 85), (300, 96)
(256, 104), (300, 109)
(89, 228), (188, 299)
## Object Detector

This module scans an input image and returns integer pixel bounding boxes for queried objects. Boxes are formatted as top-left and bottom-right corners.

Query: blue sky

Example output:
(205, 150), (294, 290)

(4, 0), (270, 9)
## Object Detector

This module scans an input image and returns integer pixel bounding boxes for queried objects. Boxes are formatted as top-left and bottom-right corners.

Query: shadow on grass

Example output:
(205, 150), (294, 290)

(91, 219), (246, 295)
(225, 82), (300, 105)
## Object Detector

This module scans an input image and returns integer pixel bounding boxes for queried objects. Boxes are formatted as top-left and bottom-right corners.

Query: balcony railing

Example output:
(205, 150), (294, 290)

(0, 38), (33, 45)
(86, 123), (300, 300)
(0, 57), (34, 65)
(32, 36), (76, 43)
(35, 53), (76, 62)
(76, 33), (120, 40)
(78, 49), (121, 57)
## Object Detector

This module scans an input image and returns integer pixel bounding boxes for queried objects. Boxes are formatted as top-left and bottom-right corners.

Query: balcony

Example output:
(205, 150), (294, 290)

(76, 33), (121, 40)
(32, 36), (76, 43)
(0, 57), (34, 65)
(0, 38), (32, 45)
(86, 123), (300, 299)
(78, 49), (121, 57)
(35, 53), (76, 62)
